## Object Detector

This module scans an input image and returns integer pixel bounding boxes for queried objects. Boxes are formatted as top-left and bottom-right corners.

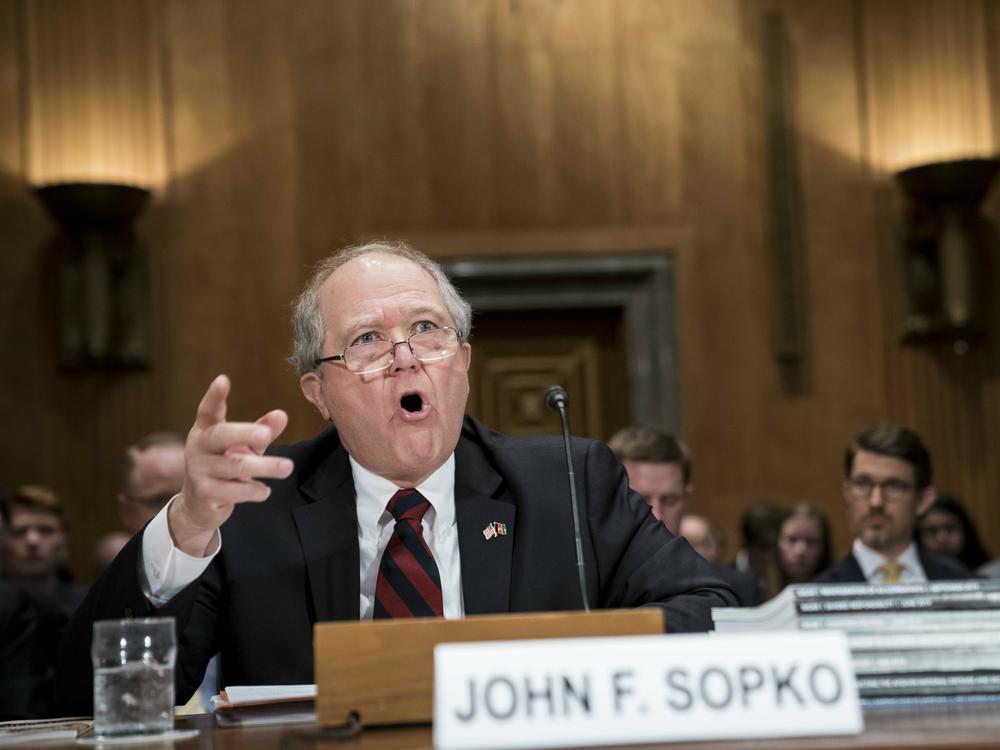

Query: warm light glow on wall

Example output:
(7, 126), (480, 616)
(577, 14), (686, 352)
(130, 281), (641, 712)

(24, 0), (166, 188)
(879, 115), (993, 176)
(862, 0), (993, 175)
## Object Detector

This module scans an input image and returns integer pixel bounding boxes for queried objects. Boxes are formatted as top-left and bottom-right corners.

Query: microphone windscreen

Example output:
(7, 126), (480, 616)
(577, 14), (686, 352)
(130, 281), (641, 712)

(544, 384), (568, 411)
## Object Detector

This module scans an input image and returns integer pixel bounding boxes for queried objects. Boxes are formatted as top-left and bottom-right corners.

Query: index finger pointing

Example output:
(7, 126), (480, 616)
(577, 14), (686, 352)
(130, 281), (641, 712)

(195, 374), (231, 429)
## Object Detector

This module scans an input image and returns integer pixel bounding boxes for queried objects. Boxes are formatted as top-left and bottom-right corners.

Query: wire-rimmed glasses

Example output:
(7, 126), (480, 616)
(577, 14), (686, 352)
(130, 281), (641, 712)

(845, 475), (915, 503)
(316, 326), (460, 375)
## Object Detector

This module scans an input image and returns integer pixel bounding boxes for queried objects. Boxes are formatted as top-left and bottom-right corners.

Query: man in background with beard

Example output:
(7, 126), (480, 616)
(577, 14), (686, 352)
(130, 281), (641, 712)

(814, 423), (972, 584)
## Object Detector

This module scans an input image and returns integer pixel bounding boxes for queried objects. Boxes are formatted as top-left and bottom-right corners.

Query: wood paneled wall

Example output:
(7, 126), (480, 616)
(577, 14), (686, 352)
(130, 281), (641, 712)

(1, 0), (999, 580)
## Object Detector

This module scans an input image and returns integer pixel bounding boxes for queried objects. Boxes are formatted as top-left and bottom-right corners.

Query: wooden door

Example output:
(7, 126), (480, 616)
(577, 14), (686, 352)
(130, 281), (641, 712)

(466, 307), (630, 441)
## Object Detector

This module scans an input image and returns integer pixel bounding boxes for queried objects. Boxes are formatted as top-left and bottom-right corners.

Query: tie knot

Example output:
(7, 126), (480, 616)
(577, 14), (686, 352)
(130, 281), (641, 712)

(387, 488), (431, 523)
(878, 560), (904, 583)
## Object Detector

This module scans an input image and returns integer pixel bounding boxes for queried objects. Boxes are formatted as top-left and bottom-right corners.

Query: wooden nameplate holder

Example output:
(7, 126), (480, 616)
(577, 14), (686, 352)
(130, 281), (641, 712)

(314, 609), (662, 727)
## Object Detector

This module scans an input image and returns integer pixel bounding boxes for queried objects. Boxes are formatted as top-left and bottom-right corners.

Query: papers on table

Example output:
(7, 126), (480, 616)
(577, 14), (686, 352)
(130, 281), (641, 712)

(0, 717), (92, 745)
(713, 580), (1000, 705)
(210, 684), (317, 727)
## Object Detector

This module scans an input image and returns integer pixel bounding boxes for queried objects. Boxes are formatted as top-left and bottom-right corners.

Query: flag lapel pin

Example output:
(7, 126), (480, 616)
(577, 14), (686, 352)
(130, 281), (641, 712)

(482, 523), (497, 540)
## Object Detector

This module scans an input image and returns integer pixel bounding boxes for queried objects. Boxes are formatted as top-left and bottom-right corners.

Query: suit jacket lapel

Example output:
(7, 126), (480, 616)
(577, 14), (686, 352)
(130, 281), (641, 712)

(843, 553), (866, 582)
(293, 443), (361, 622)
(454, 434), (515, 615)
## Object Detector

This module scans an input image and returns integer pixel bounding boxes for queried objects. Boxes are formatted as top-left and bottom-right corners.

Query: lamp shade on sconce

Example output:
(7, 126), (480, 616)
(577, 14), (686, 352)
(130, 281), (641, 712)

(35, 182), (152, 370)
(895, 157), (1000, 347)
(36, 182), (150, 230)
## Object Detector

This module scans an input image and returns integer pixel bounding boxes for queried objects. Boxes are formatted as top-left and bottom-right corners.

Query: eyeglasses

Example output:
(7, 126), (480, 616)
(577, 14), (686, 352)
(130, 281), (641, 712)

(846, 475), (915, 503)
(316, 326), (460, 375)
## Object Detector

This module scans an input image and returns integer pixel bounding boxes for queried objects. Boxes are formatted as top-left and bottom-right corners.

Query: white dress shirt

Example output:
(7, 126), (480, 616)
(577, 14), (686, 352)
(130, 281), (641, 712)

(852, 538), (927, 584)
(141, 454), (465, 618)
(352, 454), (464, 619)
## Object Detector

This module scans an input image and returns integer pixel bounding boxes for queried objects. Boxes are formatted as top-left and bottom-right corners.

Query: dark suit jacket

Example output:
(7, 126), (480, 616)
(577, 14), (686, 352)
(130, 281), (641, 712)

(812, 547), (974, 583)
(56, 416), (736, 714)
(0, 581), (52, 719)
(717, 565), (763, 607)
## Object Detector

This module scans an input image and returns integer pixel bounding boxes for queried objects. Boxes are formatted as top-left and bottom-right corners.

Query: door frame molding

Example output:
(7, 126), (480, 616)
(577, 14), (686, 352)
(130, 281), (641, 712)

(443, 253), (680, 432)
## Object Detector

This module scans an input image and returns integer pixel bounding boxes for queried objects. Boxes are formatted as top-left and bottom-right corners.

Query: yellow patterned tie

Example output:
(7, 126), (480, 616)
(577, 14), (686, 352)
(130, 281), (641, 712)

(878, 560), (904, 583)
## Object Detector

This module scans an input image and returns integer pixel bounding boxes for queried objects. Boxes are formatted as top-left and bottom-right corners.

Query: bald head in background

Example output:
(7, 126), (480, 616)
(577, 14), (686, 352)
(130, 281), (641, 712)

(678, 514), (722, 564)
(118, 432), (186, 534)
(95, 433), (187, 571)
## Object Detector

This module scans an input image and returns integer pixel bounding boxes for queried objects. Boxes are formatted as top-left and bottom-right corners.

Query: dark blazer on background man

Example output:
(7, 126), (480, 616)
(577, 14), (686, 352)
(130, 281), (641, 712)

(57, 416), (736, 714)
(717, 566), (763, 607)
(812, 548), (974, 584)
(0, 581), (52, 719)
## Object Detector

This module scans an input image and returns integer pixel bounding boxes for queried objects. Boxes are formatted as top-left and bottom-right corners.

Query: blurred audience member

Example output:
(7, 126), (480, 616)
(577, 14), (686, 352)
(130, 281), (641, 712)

(0, 492), (50, 718)
(608, 427), (761, 605)
(0, 485), (81, 718)
(608, 426), (691, 534)
(118, 432), (186, 534)
(679, 514), (721, 563)
(916, 493), (990, 571)
(93, 432), (186, 573)
(1, 485), (84, 618)
(776, 502), (831, 587)
(734, 502), (783, 599)
(0, 579), (52, 718)
(815, 423), (972, 583)
(680, 513), (762, 606)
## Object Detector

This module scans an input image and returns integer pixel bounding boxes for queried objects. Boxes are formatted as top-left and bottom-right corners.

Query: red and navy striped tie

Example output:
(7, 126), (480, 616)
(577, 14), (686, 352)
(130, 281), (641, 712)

(373, 489), (443, 618)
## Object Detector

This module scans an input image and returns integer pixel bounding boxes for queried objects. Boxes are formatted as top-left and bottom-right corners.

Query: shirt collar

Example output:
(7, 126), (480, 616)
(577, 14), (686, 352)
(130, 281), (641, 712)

(852, 538), (923, 580)
(350, 454), (456, 539)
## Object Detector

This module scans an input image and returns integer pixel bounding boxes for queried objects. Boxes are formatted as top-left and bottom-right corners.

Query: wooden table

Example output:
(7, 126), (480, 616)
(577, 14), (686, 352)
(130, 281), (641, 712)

(22, 704), (1000, 749)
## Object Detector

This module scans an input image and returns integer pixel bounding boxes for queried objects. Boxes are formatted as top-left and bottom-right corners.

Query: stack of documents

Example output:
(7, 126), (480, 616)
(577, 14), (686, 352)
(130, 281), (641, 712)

(210, 684), (317, 727)
(0, 718), (92, 745)
(713, 580), (1000, 705)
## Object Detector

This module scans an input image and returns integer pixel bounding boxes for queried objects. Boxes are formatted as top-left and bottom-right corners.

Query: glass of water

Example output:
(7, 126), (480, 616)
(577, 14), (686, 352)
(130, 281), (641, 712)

(91, 617), (176, 737)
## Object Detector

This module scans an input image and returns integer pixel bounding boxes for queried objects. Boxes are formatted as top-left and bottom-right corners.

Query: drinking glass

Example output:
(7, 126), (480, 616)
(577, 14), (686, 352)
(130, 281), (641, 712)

(91, 617), (176, 737)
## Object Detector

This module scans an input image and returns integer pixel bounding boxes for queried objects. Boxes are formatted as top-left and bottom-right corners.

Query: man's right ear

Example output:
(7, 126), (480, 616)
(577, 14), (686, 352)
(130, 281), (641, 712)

(299, 372), (331, 421)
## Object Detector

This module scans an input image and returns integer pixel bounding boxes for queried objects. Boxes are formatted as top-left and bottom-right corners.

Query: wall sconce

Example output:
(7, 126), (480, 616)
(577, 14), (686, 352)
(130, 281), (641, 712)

(35, 182), (151, 370)
(895, 157), (1000, 349)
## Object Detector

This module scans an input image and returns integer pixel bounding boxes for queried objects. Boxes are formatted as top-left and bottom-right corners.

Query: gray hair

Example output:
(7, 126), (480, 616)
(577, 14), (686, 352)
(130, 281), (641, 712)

(289, 240), (473, 375)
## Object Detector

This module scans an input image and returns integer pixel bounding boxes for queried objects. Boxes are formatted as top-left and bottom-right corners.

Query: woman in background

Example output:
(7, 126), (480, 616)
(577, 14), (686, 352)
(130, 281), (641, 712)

(776, 502), (832, 588)
(916, 493), (989, 571)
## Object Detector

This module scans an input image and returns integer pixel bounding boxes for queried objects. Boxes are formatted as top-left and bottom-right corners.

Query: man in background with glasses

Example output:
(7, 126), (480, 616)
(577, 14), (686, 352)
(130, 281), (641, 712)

(813, 423), (971, 584)
(57, 240), (736, 713)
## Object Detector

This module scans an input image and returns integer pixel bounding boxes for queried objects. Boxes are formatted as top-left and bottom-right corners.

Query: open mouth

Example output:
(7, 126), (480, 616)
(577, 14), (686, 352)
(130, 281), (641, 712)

(401, 393), (424, 413)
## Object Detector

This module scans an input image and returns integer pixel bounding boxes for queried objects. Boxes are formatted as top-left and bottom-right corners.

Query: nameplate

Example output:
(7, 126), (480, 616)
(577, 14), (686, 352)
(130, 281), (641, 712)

(433, 631), (861, 749)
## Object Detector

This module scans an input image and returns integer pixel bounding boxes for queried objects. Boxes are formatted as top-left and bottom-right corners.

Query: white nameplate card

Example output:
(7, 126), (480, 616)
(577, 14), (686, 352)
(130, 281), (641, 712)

(434, 631), (861, 750)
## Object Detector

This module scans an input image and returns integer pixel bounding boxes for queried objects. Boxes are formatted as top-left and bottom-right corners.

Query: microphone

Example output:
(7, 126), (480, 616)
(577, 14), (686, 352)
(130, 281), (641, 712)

(544, 384), (568, 411)
(544, 384), (591, 611)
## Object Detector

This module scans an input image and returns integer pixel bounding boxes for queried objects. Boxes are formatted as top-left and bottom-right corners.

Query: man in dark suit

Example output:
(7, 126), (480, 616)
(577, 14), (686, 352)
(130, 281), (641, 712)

(813, 423), (971, 584)
(608, 427), (761, 606)
(0, 580), (52, 719)
(57, 241), (736, 713)
(1, 486), (85, 621)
